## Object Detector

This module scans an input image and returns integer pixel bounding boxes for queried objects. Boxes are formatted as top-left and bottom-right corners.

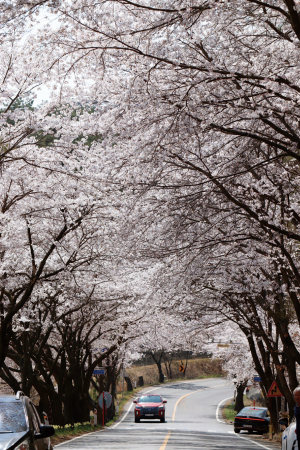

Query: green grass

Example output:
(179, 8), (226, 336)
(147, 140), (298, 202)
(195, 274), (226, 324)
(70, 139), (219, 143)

(53, 422), (101, 434)
(222, 395), (262, 423)
(223, 400), (236, 422)
(51, 423), (102, 445)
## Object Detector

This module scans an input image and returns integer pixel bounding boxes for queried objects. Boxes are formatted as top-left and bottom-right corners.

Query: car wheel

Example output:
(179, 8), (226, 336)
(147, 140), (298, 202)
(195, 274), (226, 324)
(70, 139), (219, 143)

(160, 417), (165, 423)
(135, 417), (140, 423)
(234, 429), (240, 433)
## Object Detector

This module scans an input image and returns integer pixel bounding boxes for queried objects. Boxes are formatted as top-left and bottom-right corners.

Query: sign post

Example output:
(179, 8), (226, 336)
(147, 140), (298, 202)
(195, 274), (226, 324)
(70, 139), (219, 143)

(121, 368), (128, 398)
(103, 391), (105, 426)
(98, 391), (112, 426)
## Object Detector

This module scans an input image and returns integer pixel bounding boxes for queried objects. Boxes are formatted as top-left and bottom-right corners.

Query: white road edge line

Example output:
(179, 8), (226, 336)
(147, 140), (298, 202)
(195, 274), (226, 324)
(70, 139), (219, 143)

(216, 396), (233, 423)
(216, 397), (275, 450)
(55, 378), (233, 445)
(110, 385), (164, 429)
(109, 378), (210, 429)
(110, 401), (134, 429)
(111, 379), (217, 430)
(236, 433), (275, 450)
(54, 429), (105, 448)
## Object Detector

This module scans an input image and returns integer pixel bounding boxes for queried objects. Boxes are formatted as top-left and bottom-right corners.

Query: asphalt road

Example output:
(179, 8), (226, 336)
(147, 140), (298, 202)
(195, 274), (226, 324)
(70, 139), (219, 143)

(55, 378), (280, 450)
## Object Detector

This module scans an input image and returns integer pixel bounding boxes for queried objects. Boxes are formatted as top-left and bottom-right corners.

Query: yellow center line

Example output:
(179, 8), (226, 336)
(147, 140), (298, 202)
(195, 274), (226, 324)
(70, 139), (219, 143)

(172, 382), (227, 422)
(159, 430), (172, 450)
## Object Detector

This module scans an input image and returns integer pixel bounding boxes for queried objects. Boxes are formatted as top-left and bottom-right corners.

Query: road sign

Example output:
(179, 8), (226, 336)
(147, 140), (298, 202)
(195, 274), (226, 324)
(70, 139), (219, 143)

(98, 391), (112, 409)
(179, 364), (184, 373)
(93, 368), (106, 376)
(254, 376), (262, 382)
(267, 381), (283, 397)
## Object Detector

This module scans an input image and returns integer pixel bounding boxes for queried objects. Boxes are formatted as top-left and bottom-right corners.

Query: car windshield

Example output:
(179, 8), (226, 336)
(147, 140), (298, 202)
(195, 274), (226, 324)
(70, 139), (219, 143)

(138, 396), (162, 403)
(0, 402), (27, 433)
(237, 407), (266, 418)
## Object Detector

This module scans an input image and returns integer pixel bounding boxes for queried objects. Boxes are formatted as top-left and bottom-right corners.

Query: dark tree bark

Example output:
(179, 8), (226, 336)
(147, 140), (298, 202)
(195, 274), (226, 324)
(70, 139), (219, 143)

(164, 353), (173, 380)
(148, 351), (165, 383)
(234, 381), (247, 413)
(125, 376), (133, 391)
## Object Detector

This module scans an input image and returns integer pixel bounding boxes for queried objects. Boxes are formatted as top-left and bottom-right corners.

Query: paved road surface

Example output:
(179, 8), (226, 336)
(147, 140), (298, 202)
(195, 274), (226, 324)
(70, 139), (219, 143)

(55, 378), (280, 450)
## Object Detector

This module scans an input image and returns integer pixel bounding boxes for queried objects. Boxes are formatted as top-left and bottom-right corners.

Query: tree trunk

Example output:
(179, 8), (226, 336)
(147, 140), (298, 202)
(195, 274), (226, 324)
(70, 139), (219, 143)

(125, 376), (133, 391)
(234, 382), (247, 412)
(49, 393), (65, 426)
(158, 367), (164, 383)
(168, 362), (173, 380)
(182, 353), (189, 377)
(149, 351), (165, 383)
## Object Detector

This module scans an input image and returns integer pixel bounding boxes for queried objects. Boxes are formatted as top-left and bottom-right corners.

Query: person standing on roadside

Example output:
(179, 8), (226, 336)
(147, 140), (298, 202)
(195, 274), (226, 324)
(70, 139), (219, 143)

(294, 387), (300, 448)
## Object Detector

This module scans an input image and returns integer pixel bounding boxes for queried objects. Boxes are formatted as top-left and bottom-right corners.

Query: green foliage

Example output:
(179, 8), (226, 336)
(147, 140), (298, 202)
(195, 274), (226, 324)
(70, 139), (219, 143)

(9, 98), (34, 112)
(2, 97), (102, 148)
(52, 422), (102, 441)
(72, 132), (103, 148)
(53, 422), (91, 430)
(2, 98), (34, 125)
(34, 130), (56, 148)
(222, 400), (236, 422)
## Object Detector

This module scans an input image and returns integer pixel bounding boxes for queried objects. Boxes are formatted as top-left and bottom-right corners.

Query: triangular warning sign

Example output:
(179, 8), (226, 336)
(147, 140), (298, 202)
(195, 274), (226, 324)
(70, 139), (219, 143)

(267, 381), (283, 397)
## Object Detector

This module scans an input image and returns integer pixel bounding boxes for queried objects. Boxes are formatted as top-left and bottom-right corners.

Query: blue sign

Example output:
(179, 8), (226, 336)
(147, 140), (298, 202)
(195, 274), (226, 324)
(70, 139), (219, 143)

(254, 376), (261, 382)
(93, 369), (106, 375)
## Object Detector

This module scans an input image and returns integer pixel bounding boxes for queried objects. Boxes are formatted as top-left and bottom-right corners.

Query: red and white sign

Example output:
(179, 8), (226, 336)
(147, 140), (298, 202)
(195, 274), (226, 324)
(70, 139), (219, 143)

(267, 381), (283, 397)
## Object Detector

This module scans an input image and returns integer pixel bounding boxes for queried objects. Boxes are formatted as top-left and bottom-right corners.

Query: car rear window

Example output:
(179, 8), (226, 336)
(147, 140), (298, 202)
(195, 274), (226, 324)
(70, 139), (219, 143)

(237, 407), (266, 418)
(0, 402), (27, 432)
(138, 395), (162, 403)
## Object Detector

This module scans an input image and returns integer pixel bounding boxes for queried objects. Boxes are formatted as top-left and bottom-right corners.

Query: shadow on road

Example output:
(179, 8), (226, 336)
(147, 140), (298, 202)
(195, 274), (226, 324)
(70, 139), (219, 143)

(54, 427), (281, 449)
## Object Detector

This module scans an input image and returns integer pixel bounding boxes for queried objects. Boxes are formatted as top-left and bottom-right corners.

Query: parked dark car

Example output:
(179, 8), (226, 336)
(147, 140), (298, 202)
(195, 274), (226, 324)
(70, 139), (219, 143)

(234, 406), (269, 434)
(0, 391), (55, 449)
(133, 394), (167, 423)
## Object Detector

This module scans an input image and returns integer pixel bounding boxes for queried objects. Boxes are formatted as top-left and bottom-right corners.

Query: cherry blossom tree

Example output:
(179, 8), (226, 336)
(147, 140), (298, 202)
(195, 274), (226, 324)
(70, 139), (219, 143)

(204, 323), (255, 412)
(2, 0), (300, 430)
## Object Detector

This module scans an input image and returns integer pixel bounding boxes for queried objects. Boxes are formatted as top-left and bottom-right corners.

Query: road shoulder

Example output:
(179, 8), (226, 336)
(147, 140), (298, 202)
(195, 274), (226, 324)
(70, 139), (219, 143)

(219, 397), (281, 449)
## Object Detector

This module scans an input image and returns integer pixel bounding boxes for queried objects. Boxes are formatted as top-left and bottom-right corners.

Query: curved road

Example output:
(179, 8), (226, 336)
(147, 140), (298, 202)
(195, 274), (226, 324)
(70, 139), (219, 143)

(55, 378), (280, 450)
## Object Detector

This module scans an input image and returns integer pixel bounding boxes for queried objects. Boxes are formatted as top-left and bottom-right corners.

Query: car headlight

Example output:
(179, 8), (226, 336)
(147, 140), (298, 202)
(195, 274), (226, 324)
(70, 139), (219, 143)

(159, 406), (164, 409)
(15, 439), (30, 450)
